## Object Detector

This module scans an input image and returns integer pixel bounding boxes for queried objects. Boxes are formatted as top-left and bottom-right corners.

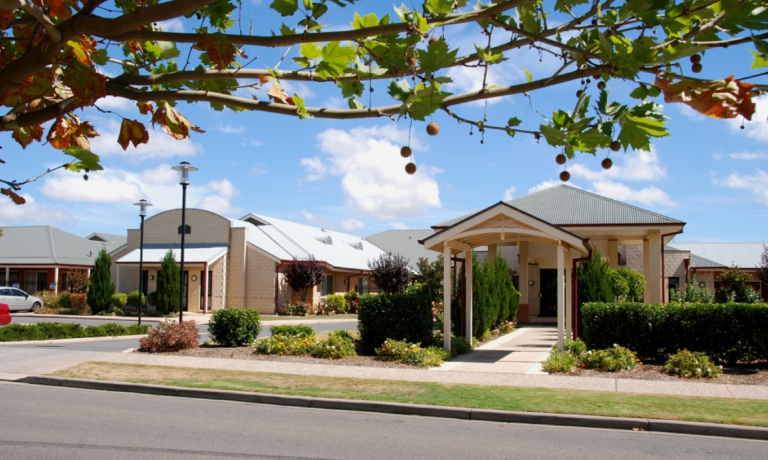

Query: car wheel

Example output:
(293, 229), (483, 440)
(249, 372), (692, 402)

(30, 302), (42, 312)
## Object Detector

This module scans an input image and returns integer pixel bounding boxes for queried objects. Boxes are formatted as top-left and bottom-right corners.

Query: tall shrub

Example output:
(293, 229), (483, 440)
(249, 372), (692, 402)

(368, 253), (410, 294)
(87, 248), (114, 314)
(717, 266), (759, 303)
(416, 255), (444, 302)
(283, 255), (325, 303)
(468, 254), (520, 339)
(358, 293), (433, 354)
(577, 250), (614, 308)
(156, 250), (180, 315)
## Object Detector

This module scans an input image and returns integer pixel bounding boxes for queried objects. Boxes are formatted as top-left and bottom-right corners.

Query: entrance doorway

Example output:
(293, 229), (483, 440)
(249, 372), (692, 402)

(539, 269), (558, 317)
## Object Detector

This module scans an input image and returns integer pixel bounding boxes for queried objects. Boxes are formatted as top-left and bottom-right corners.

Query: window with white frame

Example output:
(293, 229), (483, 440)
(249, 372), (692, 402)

(321, 274), (334, 296)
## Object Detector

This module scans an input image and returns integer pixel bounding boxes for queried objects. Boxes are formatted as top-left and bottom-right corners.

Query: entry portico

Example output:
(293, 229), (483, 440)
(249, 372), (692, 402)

(423, 201), (592, 353)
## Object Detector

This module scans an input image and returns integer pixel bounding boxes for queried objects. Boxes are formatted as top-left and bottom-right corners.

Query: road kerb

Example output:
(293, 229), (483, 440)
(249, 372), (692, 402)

(19, 375), (768, 440)
(0, 334), (148, 346)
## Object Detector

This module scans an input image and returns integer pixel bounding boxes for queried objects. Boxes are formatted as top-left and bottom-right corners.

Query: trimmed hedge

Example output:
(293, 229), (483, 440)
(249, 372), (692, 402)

(358, 293), (433, 354)
(581, 302), (768, 362)
(270, 324), (314, 338)
(207, 308), (261, 347)
(0, 322), (148, 342)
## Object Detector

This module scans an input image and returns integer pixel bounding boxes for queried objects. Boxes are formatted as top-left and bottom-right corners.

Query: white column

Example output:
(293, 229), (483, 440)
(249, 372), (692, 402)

(443, 245), (452, 352)
(54, 267), (59, 294)
(487, 244), (497, 263)
(557, 244), (565, 351)
(648, 230), (662, 304)
(565, 249), (573, 340)
(519, 242), (529, 305)
(5, 267), (9, 285)
(464, 250), (473, 343)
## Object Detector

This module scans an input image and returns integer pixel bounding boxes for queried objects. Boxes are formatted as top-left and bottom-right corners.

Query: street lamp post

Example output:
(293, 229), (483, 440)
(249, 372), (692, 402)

(133, 199), (152, 325)
(171, 161), (197, 323)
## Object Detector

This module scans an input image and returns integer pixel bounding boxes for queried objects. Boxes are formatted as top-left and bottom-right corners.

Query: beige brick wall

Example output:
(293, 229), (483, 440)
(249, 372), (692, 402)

(244, 246), (277, 314)
(664, 251), (688, 300)
(142, 209), (231, 246)
(209, 257), (226, 311)
(226, 227), (248, 309)
(625, 244), (644, 272)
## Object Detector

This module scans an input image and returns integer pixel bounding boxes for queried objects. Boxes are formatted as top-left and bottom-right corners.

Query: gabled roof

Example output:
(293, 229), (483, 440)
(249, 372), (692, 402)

(366, 230), (437, 274)
(436, 184), (683, 228)
(0, 226), (108, 266)
(232, 214), (388, 271)
(86, 232), (127, 252)
(669, 243), (764, 269)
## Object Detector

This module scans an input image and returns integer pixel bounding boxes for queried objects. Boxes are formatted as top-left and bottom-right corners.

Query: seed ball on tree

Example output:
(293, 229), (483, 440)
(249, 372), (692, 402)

(429, 36), (439, 45)
(576, 90), (583, 97)
(556, 154), (567, 165)
(692, 63), (702, 73)
(601, 158), (613, 170)
(407, 56), (417, 67)
(405, 163), (417, 175)
(400, 146), (412, 158)
(426, 122), (440, 136)
(597, 81), (606, 90)
(610, 140), (621, 152)
(559, 171), (570, 182)
(690, 54), (701, 64)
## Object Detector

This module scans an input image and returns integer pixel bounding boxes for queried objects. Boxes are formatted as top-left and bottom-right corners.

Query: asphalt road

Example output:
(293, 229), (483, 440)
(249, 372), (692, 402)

(0, 383), (764, 460)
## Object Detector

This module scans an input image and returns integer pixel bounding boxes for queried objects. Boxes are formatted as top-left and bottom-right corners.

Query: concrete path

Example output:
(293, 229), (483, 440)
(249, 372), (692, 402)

(439, 326), (555, 374)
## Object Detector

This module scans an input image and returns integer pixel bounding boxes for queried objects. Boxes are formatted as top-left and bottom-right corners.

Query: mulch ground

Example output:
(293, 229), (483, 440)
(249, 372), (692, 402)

(569, 362), (768, 386)
(171, 346), (422, 369)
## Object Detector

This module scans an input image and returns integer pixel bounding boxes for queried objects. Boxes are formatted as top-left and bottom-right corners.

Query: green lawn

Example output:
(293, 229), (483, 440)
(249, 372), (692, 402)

(260, 314), (358, 321)
(50, 362), (768, 427)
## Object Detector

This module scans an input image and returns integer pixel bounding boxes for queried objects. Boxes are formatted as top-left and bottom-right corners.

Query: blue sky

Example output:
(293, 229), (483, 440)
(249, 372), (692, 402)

(1, 1), (767, 244)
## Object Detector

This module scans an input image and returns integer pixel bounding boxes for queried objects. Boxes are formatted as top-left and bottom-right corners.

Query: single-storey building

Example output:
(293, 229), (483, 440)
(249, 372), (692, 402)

(111, 209), (388, 314)
(0, 226), (117, 294)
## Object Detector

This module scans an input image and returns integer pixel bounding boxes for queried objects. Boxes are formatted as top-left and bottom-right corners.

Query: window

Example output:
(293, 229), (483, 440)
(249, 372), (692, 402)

(668, 277), (680, 298)
(617, 245), (627, 266)
(11, 289), (27, 297)
(177, 224), (191, 235)
(321, 275), (334, 296)
(359, 277), (369, 295)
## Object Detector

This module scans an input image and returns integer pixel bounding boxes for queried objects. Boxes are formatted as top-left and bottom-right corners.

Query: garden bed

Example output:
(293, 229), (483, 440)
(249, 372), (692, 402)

(568, 362), (768, 386)
(164, 345), (423, 369)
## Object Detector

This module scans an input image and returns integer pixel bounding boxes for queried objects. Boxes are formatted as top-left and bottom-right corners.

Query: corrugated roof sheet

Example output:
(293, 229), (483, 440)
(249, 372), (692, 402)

(234, 215), (388, 271)
(86, 232), (127, 252)
(116, 246), (227, 264)
(436, 184), (683, 227)
(0, 226), (108, 266)
(366, 230), (437, 274)
(668, 243), (764, 269)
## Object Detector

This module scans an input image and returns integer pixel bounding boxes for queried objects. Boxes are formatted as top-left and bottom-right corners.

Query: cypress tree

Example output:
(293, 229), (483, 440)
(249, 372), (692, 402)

(156, 250), (180, 314)
(87, 248), (115, 314)
(577, 249), (614, 308)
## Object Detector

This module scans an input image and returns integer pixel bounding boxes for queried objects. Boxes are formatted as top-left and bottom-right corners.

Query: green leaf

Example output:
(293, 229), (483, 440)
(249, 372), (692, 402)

(751, 50), (768, 69)
(617, 116), (669, 151)
(507, 117), (522, 127)
(352, 12), (379, 29)
(524, 67), (532, 83)
(647, 85), (661, 98)
(271, 0), (299, 16)
(292, 94), (313, 119)
(348, 97), (365, 109)
(474, 44), (506, 65)
(417, 39), (458, 72)
(339, 81), (365, 98)
(388, 79), (412, 101)
(629, 85), (649, 100)
(425, 0), (455, 15)
(64, 148), (103, 172)
(316, 41), (355, 79)
(157, 41), (180, 60)
(540, 125), (567, 147)
(300, 42), (321, 60)
(91, 49), (109, 66)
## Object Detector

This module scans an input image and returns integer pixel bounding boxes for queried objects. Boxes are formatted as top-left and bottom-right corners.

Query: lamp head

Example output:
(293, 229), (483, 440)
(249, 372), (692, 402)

(171, 161), (198, 185)
(133, 198), (153, 217)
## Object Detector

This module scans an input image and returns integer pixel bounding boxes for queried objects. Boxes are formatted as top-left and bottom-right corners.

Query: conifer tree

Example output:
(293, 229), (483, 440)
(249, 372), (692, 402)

(156, 250), (180, 314)
(87, 248), (115, 313)
(577, 250), (614, 308)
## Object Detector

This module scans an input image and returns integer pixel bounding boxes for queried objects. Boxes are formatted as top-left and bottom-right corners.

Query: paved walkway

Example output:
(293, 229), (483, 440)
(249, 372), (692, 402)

(439, 326), (555, 374)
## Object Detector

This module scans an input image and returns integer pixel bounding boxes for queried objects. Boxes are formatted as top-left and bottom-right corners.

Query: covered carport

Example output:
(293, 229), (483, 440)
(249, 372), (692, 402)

(422, 202), (592, 353)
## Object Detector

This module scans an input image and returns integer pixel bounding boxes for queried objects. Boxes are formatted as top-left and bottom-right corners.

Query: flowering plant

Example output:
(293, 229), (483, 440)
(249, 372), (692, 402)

(661, 349), (722, 379)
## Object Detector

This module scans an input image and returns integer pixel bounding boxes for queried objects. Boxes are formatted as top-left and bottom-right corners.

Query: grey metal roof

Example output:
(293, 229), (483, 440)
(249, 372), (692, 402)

(668, 243), (765, 269)
(365, 230), (437, 274)
(86, 232), (127, 252)
(0, 226), (109, 266)
(435, 184), (683, 228)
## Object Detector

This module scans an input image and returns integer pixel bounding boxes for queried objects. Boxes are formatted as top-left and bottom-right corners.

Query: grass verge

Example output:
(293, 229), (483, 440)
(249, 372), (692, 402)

(50, 362), (768, 427)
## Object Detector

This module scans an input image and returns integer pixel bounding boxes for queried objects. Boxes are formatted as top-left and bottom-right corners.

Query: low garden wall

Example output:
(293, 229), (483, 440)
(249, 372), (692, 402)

(581, 302), (768, 362)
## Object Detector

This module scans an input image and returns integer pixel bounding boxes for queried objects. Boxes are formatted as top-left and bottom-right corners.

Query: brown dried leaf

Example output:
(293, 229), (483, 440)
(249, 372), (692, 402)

(1, 188), (26, 205)
(655, 74), (756, 120)
(12, 125), (43, 149)
(117, 118), (149, 150)
(268, 83), (296, 106)
(137, 102), (155, 115)
(151, 102), (205, 140)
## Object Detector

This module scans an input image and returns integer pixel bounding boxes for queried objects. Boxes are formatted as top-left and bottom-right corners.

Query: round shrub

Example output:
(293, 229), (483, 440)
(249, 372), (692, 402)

(375, 339), (448, 367)
(311, 331), (356, 359)
(126, 291), (145, 308)
(139, 320), (199, 353)
(112, 293), (128, 308)
(450, 336), (473, 357)
(580, 345), (639, 372)
(543, 350), (577, 373)
(253, 335), (317, 355)
(270, 324), (314, 338)
(661, 349), (723, 379)
(58, 291), (71, 309)
(147, 291), (158, 307)
(208, 308), (262, 347)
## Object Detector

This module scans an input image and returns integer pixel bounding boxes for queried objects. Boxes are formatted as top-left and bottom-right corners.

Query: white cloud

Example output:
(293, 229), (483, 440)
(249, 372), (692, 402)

(590, 180), (674, 207)
(528, 180), (565, 194)
(250, 163), (268, 175)
(728, 95), (768, 142)
(311, 125), (441, 219)
(157, 18), (184, 32)
(446, 65), (512, 106)
(389, 222), (410, 230)
(89, 119), (204, 162)
(729, 152), (768, 160)
(95, 96), (133, 111)
(676, 104), (707, 122)
(214, 123), (246, 134)
(713, 169), (768, 205)
(340, 218), (366, 232)
(569, 147), (667, 182)
(300, 157), (327, 182)
(281, 81), (316, 100)
(40, 166), (241, 216)
(0, 193), (74, 227)
(503, 186), (515, 201)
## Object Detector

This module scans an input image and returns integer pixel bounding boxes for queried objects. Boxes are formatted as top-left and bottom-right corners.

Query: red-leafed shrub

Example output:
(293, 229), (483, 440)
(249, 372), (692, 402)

(69, 294), (91, 315)
(139, 320), (200, 353)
